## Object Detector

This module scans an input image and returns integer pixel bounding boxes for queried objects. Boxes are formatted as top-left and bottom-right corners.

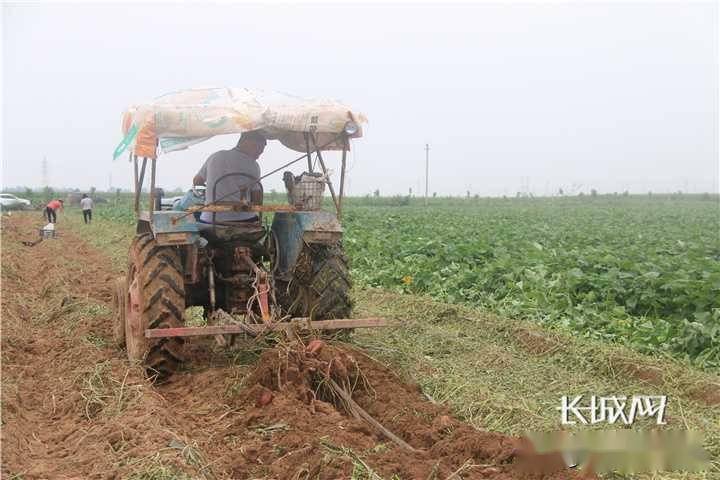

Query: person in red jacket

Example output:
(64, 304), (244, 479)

(45, 199), (63, 223)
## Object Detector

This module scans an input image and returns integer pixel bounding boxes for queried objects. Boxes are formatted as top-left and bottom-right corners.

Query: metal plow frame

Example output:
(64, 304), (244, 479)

(145, 317), (389, 339)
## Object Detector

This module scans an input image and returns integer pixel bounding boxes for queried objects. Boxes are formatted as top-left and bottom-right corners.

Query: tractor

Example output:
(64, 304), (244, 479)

(111, 87), (385, 380)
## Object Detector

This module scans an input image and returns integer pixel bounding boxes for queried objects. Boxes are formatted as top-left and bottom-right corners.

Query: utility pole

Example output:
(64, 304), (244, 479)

(425, 143), (429, 206)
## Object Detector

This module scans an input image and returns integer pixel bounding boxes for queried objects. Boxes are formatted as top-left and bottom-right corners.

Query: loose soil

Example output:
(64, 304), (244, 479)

(1, 214), (586, 479)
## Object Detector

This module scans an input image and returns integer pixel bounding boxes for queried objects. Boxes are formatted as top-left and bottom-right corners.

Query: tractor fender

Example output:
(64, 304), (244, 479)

(135, 211), (200, 246)
(271, 211), (343, 280)
(136, 219), (152, 235)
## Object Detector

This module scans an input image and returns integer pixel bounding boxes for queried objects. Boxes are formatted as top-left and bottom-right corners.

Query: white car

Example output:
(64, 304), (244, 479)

(0, 193), (32, 210)
(160, 195), (184, 210)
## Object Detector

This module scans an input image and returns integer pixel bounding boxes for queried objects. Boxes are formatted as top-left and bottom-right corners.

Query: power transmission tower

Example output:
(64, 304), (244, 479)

(425, 143), (429, 206)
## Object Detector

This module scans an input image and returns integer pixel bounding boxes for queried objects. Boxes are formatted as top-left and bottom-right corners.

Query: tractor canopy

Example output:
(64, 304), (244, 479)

(114, 87), (366, 160)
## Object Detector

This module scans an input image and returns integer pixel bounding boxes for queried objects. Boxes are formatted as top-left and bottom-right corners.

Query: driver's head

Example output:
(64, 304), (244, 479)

(237, 131), (267, 159)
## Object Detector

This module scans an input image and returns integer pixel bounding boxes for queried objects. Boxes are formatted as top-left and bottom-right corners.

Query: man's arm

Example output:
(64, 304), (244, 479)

(194, 158), (210, 186)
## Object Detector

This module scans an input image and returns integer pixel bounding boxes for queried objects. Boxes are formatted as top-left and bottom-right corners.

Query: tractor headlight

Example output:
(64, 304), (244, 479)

(343, 121), (359, 136)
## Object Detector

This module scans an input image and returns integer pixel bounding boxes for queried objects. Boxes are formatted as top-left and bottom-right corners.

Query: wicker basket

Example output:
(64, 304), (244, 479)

(289, 174), (326, 210)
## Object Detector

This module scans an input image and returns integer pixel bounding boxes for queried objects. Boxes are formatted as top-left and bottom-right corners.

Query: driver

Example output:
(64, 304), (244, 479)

(193, 130), (266, 224)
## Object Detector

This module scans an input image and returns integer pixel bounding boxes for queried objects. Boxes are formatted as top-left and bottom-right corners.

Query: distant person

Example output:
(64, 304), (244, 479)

(45, 199), (64, 224)
(80, 194), (93, 224)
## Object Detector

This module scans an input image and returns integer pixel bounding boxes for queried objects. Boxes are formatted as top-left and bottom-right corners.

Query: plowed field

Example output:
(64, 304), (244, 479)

(1, 214), (584, 479)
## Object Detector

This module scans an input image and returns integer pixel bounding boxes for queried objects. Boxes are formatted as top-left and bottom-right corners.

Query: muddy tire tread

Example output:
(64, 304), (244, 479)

(128, 233), (185, 381)
(284, 243), (353, 320)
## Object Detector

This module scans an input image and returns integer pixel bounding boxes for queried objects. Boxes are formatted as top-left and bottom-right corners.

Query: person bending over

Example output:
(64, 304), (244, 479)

(45, 199), (64, 223)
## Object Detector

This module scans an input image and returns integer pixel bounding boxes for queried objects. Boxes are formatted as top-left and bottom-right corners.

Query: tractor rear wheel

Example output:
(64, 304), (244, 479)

(125, 233), (186, 381)
(280, 242), (352, 320)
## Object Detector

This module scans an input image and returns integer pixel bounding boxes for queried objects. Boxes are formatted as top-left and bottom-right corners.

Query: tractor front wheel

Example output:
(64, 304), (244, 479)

(124, 233), (186, 381)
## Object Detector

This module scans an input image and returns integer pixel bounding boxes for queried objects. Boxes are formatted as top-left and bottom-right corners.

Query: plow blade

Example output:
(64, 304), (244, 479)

(145, 317), (390, 339)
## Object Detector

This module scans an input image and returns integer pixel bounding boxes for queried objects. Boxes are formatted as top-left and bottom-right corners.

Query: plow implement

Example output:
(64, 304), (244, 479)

(145, 316), (390, 339)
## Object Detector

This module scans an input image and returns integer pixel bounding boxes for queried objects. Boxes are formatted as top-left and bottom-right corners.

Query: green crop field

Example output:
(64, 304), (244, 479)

(63, 192), (720, 370)
(344, 195), (720, 370)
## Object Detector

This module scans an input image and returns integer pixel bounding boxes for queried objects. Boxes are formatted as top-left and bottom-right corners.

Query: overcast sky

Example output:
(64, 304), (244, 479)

(2, 2), (718, 196)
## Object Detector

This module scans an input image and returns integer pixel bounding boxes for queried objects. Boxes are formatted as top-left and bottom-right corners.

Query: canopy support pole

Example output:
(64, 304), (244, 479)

(310, 134), (340, 215)
(135, 157), (147, 214)
(149, 158), (156, 224)
(338, 136), (348, 220)
(133, 156), (139, 214)
(304, 133), (313, 173)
